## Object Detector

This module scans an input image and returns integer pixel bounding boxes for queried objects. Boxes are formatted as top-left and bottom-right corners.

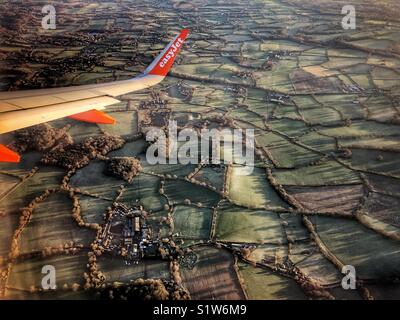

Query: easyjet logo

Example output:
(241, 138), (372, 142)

(159, 37), (184, 68)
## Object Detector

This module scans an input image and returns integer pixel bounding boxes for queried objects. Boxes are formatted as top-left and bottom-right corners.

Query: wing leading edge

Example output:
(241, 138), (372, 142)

(0, 29), (189, 162)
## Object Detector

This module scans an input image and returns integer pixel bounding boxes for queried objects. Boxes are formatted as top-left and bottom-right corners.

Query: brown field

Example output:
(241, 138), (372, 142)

(180, 246), (245, 300)
(285, 185), (364, 215)
(303, 66), (339, 78)
(290, 69), (342, 93)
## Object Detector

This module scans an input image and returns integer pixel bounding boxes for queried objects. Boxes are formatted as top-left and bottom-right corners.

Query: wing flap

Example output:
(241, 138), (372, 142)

(52, 90), (104, 103)
(0, 76), (163, 112)
(0, 101), (22, 112)
(1, 89), (109, 111)
(0, 144), (20, 163)
(69, 109), (116, 124)
(0, 96), (120, 134)
(6, 95), (66, 109)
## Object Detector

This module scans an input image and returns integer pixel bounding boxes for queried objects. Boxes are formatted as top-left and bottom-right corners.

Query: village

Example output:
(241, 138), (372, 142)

(98, 204), (159, 264)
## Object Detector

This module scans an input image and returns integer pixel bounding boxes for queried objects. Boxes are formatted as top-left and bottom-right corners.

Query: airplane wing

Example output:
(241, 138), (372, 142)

(0, 29), (189, 162)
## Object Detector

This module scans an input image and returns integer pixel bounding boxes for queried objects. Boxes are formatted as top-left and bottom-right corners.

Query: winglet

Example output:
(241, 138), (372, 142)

(69, 109), (116, 124)
(144, 29), (189, 77)
(0, 144), (20, 163)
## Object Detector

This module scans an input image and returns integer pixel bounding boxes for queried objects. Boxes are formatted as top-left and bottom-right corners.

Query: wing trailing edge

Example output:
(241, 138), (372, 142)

(0, 96), (120, 134)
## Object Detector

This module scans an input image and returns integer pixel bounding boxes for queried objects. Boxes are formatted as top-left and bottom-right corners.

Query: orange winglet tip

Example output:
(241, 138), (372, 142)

(69, 109), (116, 124)
(0, 144), (20, 163)
(147, 29), (190, 77)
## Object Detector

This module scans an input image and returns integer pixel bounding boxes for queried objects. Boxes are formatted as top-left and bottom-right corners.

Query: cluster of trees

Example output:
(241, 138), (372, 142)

(0, 250), (6, 286)
(41, 242), (83, 258)
(99, 278), (190, 300)
(160, 213), (173, 229)
(104, 157), (142, 183)
(201, 114), (237, 130)
(0, 266), (7, 296)
(90, 240), (106, 258)
(63, 283), (81, 292)
(9, 189), (54, 260)
(69, 191), (100, 230)
(292, 267), (334, 300)
(60, 169), (76, 191)
(30, 278), (82, 294)
(157, 191), (173, 229)
(10, 123), (72, 153)
(238, 245), (256, 259)
(83, 252), (106, 290)
(139, 91), (168, 110)
(71, 191), (87, 227)
(187, 176), (218, 193)
(158, 239), (183, 261)
(186, 162), (203, 180)
(42, 134), (125, 170)
(170, 260), (182, 285)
